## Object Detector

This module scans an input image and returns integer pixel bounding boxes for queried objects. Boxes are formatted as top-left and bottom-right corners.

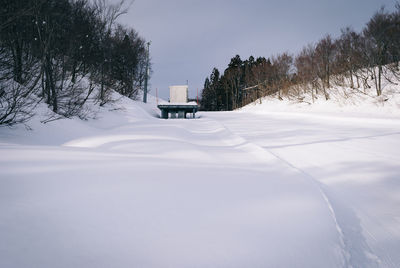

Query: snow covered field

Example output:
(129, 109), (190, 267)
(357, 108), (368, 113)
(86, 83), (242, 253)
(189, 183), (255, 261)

(1, 95), (399, 267)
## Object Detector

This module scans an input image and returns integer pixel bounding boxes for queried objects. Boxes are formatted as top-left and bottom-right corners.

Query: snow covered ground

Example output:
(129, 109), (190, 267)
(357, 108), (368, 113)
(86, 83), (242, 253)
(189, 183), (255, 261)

(1, 94), (399, 267)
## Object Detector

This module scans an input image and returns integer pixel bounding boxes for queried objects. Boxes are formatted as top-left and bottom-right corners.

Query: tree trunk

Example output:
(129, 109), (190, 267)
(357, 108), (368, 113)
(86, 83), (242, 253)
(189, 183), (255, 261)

(372, 68), (378, 96)
(326, 63), (330, 89)
(60, 56), (66, 92)
(71, 60), (77, 83)
(310, 83), (315, 103)
(100, 64), (104, 105)
(378, 65), (382, 96)
(45, 70), (51, 104)
(13, 40), (23, 83)
(46, 55), (57, 112)
(349, 70), (354, 88)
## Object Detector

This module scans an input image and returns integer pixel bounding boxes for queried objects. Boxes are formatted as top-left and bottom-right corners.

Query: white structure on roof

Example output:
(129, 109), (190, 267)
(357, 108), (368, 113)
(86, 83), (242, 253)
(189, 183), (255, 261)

(169, 85), (188, 103)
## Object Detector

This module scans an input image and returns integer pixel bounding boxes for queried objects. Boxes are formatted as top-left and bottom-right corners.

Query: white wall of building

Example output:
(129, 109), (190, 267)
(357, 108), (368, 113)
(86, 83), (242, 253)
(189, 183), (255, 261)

(169, 85), (188, 103)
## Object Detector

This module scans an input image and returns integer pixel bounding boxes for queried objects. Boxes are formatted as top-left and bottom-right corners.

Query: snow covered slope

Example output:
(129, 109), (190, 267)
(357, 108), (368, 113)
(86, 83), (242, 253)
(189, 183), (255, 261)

(1, 93), (399, 267)
(241, 74), (400, 119)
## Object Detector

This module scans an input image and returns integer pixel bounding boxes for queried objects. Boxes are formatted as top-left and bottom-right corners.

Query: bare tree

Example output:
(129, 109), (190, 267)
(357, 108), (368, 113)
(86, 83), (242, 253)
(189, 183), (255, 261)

(271, 52), (293, 99)
(0, 59), (42, 126)
(93, 0), (133, 32)
(315, 35), (336, 100)
(335, 28), (364, 88)
(364, 7), (392, 96)
(295, 44), (318, 102)
(93, 0), (133, 105)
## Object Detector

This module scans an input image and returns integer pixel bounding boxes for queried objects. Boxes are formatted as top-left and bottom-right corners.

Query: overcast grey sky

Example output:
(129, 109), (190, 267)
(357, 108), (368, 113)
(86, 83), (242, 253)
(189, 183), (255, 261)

(117, 0), (398, 100)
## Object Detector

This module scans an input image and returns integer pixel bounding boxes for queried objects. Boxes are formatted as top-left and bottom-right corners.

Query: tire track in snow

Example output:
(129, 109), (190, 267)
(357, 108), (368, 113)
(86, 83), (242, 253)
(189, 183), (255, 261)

(213, 118), (380, 268)
(263, 149), (350, 267)
(262, 148), (381, 268)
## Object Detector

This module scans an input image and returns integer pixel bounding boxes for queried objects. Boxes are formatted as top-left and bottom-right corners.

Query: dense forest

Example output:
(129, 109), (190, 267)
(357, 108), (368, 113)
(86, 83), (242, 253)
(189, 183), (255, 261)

(0, 0), (150, 125)
(201, 6), (400, 111)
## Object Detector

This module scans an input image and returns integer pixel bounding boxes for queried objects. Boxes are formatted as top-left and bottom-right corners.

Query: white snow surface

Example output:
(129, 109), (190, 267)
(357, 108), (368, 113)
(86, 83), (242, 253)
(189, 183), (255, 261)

(1, 92), (400, 267)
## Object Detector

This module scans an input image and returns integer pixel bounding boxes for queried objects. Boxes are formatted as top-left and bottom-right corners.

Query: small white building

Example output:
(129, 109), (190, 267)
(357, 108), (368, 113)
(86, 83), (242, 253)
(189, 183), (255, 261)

(158, 85), (197, 119)
(169, 85), (188, 103)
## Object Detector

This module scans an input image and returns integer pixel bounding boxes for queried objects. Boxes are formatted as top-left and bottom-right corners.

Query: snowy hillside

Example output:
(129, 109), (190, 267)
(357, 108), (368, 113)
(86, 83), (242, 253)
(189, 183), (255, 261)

(241, 72), (400, 119)
(1, 92), (400, 267)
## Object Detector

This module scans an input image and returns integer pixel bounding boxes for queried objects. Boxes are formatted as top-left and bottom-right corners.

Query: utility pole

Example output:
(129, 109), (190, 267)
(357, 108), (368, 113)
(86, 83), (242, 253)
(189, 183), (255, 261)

(143, 41), (151, 103)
